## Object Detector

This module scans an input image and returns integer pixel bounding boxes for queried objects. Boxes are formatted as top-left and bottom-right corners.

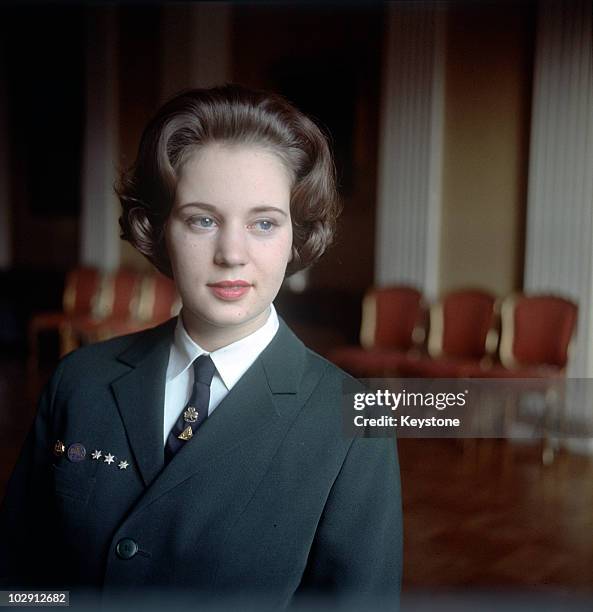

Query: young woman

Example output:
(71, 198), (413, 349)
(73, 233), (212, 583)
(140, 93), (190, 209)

(0, 85), (402, 609)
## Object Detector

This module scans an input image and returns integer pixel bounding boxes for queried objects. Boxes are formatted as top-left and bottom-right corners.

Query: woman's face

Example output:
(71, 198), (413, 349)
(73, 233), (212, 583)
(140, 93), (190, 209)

(165, 142), (293, 349)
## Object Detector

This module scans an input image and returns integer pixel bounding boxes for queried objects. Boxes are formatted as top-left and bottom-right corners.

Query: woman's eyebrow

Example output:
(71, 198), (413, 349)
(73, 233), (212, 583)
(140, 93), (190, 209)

(249, 205), (289, 217)
(179, 202), (288, 217)
(178, 202), (217, 212)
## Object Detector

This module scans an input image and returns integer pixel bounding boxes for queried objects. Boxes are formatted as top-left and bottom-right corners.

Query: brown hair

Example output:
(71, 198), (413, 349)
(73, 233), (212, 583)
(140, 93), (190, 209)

(117, 84), (340, 276)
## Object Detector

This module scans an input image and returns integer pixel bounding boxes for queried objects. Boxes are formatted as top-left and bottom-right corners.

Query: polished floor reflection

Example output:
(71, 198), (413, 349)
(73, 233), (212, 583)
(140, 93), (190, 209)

(400, 438), (593, 591)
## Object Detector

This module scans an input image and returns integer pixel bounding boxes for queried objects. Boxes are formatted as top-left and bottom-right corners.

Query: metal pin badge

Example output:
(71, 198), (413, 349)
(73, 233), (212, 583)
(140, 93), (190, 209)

(183, 406), (198, 423)
(53, 440), (65, 457)
(178, 426), (193, 441)
(67, 443), (87, 462)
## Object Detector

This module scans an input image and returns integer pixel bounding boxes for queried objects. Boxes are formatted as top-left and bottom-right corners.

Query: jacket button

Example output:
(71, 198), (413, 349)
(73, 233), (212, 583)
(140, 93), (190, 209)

(116, 538), (138, 560)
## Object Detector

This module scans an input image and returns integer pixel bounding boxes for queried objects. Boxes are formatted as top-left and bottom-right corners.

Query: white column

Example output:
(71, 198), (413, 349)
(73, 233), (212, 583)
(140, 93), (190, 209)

(161, 2), (232, 102)
(80, 6), (120, 271)
(375, 2), (445, 299)
(524, 0), (593, 377)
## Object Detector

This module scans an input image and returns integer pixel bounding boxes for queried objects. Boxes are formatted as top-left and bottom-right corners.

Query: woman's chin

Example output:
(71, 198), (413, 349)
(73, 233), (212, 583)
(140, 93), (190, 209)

(182, 303), (270, 337)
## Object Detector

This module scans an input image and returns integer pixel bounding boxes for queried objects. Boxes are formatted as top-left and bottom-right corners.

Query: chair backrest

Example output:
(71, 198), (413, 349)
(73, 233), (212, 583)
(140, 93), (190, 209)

(500, 293), (578, 369)
(429, 289), (497, 360)
(133, 273), (181, 323)
(360, 286), (423, 350)
(93, 269), (143, 319)
(62, 267), (101, 316)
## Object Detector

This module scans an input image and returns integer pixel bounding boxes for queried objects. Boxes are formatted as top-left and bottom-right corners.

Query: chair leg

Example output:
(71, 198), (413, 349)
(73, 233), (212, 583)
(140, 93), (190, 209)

(542, 436), (555, 465)
(541, 382), (563, 466)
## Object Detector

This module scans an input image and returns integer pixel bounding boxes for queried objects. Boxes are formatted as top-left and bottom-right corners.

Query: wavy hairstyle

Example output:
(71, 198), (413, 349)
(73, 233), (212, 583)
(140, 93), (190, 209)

(117, 84), (340, 277)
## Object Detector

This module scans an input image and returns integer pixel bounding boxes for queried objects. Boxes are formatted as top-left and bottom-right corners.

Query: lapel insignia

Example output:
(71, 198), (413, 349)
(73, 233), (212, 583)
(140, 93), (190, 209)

(55, 440), (132, 472)
(178, 426), (193, 441)
(53, 440), (65, 456)
(183, 406), (199, 423)
(67, 443), (86, 462)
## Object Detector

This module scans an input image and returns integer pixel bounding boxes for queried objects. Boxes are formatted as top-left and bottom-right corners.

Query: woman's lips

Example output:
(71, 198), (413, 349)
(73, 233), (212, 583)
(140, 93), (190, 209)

(207, 281), (252, 301)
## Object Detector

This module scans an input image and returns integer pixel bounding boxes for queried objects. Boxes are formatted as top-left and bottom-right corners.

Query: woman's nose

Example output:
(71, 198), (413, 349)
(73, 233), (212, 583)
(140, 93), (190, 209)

(213, 224), (248, 267)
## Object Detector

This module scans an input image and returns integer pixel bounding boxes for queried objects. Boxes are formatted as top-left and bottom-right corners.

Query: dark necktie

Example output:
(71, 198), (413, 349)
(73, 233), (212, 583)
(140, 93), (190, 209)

(165, 354), (216, 463)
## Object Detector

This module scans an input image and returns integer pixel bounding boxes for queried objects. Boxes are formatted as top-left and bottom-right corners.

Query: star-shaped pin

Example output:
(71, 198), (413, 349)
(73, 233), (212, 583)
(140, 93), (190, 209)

(118, 460), (129, 470)
(91, 450), (102, 460)
(104, 453), (115, 465)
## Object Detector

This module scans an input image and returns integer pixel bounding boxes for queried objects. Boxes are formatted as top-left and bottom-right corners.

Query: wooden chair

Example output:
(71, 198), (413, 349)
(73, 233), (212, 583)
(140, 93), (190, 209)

(466, 293), (578, 464)
(88, 273), (180, 340)
(499, 293), (578, 373)
(64, 269), (144, 349)
(28, 267), (101, 374)
(327, 286), (425, 377)
(459, 293), (578, 378)
(398, 289), (498, 377)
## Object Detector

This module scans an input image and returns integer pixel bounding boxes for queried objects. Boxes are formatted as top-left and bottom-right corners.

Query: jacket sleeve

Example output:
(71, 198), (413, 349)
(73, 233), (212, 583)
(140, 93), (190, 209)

(296, 435), (403, 609)
(0, 360), (65, 588)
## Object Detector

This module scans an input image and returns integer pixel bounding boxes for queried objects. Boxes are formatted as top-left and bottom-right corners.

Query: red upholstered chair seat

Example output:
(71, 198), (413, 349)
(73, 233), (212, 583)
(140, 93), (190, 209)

(329, 346), (420, 378)
(463, 362), (565, 379)
(397, 356), (489, 378)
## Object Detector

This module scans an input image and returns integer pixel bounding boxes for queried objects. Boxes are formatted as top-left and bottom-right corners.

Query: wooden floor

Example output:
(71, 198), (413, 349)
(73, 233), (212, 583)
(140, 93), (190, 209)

(2, 357), (593, 606)
(399, 438), (593, 590)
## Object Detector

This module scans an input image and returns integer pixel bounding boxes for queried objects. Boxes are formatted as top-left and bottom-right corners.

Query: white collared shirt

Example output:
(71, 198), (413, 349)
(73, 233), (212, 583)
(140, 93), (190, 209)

(163, 305), (280, 445)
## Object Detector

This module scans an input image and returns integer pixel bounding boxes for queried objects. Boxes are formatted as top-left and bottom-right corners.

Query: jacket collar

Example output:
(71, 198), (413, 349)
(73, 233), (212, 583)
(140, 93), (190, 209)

(116, 315), (304, 394)
(111, 316), (306, 490)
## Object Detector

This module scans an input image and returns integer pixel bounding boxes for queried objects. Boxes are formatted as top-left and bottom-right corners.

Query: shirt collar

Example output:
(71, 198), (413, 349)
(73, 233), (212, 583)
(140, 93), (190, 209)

(166, 304), (280, 390)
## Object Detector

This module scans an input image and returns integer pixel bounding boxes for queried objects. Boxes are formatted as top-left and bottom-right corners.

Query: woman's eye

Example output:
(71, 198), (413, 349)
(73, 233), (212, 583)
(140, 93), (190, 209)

(253, 220), (275, 232)
(189, 216), (216, 228)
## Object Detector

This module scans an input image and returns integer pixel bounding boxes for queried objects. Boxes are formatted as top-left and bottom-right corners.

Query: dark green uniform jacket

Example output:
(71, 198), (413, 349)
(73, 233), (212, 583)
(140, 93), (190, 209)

(0, 318), (402, 609)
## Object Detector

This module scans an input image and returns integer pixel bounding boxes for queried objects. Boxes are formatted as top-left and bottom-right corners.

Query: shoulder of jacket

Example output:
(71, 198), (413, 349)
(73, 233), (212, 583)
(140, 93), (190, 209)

(303, 346), (363, 389)
(58, 318), (174, 377)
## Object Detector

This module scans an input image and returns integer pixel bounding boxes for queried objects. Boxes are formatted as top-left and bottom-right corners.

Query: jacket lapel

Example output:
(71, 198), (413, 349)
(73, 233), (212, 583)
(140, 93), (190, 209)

(111, 318), (176, 487)
(128, 318), (307, 517)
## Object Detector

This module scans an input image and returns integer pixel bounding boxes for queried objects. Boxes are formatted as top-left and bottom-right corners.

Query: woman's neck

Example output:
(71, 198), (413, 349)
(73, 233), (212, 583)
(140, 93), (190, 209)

(181, 307), (271, 352)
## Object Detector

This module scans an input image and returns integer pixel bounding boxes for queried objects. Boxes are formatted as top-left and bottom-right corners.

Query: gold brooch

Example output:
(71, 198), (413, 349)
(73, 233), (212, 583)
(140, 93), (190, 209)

(178, 426), (193, 441)
(183, 406), (199, 423)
